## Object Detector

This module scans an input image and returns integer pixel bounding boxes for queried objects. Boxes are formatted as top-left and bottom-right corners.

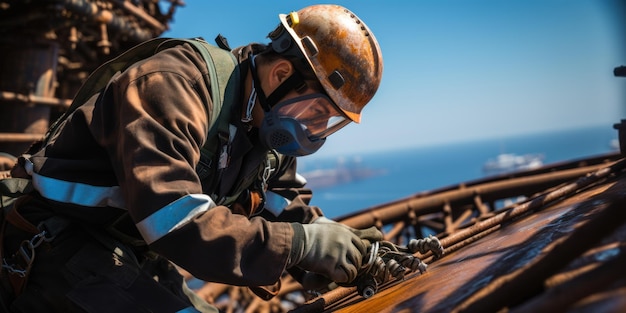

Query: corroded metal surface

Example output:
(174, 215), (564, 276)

(328, 170), (626, 312)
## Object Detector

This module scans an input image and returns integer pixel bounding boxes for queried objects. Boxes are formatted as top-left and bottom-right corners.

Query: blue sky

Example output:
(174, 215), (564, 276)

(163, 0), (626, 158)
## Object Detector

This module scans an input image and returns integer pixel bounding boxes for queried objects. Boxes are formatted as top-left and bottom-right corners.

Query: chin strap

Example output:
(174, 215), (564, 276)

(242, 78), (256, 123)
(264, 71), (306, 107)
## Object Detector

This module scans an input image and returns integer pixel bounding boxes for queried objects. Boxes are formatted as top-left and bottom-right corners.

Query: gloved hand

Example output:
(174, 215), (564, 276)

(288, 218), (383, 284)
(289, 222), (363, 283)
(313, 216), (383, 244)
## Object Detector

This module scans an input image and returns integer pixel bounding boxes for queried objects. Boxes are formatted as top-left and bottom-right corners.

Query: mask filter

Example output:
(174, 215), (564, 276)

(260, 110), (324, 156)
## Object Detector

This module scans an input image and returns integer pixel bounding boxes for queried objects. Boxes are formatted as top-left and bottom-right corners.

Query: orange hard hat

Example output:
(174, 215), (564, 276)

(269, 4), (383, 123)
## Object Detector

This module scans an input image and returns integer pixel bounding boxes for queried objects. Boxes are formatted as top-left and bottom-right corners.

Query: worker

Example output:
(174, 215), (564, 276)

(0, 4), (383, 312)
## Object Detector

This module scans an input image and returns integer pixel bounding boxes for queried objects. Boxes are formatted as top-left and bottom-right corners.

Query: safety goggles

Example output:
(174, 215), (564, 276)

(273, 93), (351, 139)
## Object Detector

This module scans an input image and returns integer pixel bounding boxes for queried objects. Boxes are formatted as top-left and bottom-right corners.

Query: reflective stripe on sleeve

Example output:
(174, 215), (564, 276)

(24, 158), (125, 209)
(295, 172), (307, 186)
(136, 194), (216, 245)
(264, 191), (290, 217)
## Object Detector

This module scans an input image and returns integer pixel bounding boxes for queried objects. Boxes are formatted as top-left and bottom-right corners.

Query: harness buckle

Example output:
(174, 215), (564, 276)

(2, 229), (48, 277)
(260, 157), (276, 192)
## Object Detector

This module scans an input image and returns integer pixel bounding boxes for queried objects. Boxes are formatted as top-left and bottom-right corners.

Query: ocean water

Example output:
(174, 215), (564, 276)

(299, 124), (620, 219)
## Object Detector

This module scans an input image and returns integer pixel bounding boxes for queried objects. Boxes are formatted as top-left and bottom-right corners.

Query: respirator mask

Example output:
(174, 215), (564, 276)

(259, 93), (350, 156)
(247, 52), (350, 157)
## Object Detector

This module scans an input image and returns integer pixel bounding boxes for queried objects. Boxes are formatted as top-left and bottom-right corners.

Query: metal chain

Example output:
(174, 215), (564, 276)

(1, 229), (51, 277)
(355, 236), (444, 298)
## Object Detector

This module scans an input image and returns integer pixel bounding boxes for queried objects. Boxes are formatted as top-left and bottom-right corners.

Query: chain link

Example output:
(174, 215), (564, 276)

(1, 229), (51, 277)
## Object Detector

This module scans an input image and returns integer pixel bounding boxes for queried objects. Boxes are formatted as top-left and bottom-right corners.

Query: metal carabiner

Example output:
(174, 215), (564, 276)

(28, 230), (49, 249)
(1, 229), (49, 278)
(1, 259), (27, 277)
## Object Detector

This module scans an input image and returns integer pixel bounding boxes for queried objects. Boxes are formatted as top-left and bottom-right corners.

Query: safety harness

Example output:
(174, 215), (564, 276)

(0, 36), (239, 297)
(45, 36), (239, 180)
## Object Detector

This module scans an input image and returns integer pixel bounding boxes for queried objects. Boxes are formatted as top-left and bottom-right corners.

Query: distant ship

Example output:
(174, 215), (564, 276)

(610, 138), (620, 151)
(300, 157), (385, 190)
(483, 153), (544, 175)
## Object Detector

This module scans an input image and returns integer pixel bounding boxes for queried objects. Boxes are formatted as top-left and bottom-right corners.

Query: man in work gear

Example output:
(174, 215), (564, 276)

(0, 4), (383, 312)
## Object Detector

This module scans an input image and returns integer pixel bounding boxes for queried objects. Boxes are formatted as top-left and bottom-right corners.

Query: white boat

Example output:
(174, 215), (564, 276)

(610, 139), (620, 151)
(483, 153), (544, 175)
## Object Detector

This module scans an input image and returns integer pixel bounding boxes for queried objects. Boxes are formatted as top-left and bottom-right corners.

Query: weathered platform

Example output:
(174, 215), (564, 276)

(300, 157), (626, 313)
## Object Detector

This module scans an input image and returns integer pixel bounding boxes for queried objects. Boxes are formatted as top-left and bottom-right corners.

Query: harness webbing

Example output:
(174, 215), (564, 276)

(42, 37), (239, 181)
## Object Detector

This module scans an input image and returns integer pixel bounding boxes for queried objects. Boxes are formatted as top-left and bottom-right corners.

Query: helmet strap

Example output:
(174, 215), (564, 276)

(248, 53), (306, 113)
(242, 74), (257, 123)
(265, 71), (306, 107)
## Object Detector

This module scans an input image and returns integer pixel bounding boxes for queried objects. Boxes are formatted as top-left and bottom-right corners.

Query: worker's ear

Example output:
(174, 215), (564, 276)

(268, 59), (294, 89)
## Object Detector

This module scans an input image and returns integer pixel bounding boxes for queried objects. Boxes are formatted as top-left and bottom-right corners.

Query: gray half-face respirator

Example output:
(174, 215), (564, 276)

(259, 103), (325, 156)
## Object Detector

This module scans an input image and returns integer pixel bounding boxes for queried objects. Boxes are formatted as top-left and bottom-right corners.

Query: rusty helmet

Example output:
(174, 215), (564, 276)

(268, 5), (383, 123)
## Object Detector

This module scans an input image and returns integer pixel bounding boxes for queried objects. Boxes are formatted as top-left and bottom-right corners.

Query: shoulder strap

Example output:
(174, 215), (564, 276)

(185, 38), (237, 138)
(45, 37), (239, 145)
(186, 38), (239, 180)
(44, 37), (173, 146)
(39, 37), (239, 181)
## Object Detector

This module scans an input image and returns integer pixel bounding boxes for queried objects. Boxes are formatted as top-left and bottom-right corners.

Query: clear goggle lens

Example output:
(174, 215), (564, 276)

(274, 93), (350, 139)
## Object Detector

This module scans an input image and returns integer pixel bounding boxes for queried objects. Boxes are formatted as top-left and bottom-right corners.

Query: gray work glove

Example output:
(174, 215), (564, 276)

(288, 217), (383, 284)
(312, 216), (383, 244)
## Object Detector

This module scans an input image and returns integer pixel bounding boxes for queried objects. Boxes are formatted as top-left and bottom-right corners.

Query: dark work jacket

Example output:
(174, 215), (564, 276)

(12, 41), (322, 286)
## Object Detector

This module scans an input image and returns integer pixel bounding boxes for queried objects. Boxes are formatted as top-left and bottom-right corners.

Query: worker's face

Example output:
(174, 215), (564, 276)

(255, 58), (350, 140)
(257, 92), (349, 156)
(272, 93), (349, 140)
(253, 56), (351, 156)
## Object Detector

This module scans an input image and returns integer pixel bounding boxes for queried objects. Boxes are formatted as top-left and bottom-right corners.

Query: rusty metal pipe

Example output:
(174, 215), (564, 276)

(383, 221), (405, 241)
(0, 91), (71, 109)
(289, 287), (356, 313)
(450, 208), (475, 232)
(112, 0), (166, 31)
(0, 133), (44, 143)
(440, 159), (624, 249)
(63, 0), (155, 42)
(339, 164), (613, 230)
